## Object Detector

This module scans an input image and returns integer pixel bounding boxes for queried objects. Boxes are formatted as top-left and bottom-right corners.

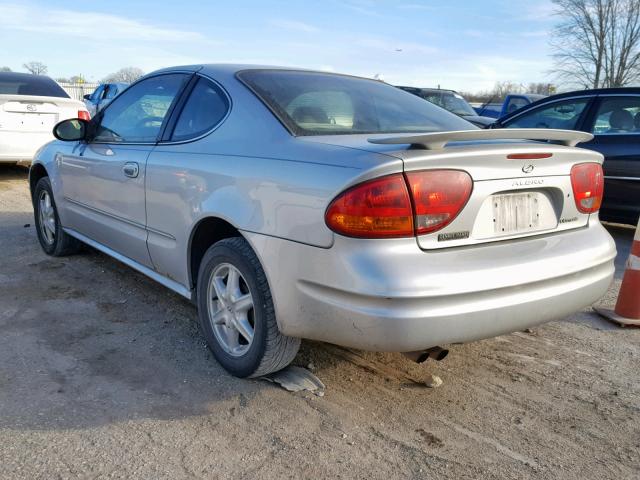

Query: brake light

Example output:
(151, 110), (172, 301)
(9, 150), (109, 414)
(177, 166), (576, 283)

(570, 163), (604, 213)
(325, 174), (414, 238)
(325, 170), (473, 238)
(77, 110), (91, 121)
(405, 170), (473, 234)
(507, 153), (552, 159)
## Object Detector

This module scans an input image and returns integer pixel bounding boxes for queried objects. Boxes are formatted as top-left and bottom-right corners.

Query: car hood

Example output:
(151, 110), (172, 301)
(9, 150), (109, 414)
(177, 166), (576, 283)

(461, 114), (494, 127)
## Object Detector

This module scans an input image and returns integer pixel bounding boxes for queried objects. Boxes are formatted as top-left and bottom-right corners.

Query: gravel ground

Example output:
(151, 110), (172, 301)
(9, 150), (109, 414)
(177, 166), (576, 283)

(0, 165), (638, 479)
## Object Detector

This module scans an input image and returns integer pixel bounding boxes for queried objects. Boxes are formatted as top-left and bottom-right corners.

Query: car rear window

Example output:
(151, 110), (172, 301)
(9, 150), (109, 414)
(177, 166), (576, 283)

(0, 73), (69, 98)
(237, 70), (473, 136)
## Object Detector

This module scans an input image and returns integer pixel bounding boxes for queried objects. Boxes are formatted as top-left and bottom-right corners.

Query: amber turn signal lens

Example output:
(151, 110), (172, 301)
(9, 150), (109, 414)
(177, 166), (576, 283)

(325, 174), (414, 238)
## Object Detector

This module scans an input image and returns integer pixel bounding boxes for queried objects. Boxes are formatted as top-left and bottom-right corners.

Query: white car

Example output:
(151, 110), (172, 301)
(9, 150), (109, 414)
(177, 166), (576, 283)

(0, 72), (89, 165)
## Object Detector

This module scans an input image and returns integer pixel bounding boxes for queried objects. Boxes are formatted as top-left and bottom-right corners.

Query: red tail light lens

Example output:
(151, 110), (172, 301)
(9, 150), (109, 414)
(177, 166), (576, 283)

(77, 110), (91, 121)
(570, 163), (604, 213)
(507, 153), (553, 160)
(405, 170), (473, 234)
(325, 174), (414, 238)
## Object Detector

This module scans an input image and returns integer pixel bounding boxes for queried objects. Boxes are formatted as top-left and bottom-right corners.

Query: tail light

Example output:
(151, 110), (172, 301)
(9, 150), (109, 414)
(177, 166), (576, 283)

(325, 170), (472, 238)
(405, 170), (473, 234)
(77, 110), (91, 121)
(325, 174), (413, 238)
(570, 163), (604, 213)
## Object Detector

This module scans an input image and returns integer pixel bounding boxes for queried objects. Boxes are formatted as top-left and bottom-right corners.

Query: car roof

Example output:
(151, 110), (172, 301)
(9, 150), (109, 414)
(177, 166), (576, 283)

(397, 86), (458, 95)
(153, 64), (330, 76)
(498, 86), (640, 123)
(0, 71), (54, 81)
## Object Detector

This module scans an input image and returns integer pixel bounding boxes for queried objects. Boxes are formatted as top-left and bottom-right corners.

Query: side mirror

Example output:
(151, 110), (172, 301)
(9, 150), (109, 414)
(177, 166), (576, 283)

(83, 94), (91, 100)
(53, 118), (89, 141)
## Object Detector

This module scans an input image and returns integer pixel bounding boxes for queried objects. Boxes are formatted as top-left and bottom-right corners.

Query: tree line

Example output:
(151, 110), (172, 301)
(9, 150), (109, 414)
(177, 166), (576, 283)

(2, 63), (144, 84)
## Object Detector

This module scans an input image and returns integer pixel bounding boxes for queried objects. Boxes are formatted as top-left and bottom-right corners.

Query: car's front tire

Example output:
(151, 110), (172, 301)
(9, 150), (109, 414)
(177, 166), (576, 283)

(196, 237), (300, 378)
(33, 177), (82, 256)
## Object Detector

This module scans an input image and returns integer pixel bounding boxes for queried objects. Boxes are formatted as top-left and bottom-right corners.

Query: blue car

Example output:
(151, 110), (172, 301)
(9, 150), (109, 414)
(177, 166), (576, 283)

(491, 88), (640, 226)
(475, 94), (546, 119)
(83, 82), (128, 117)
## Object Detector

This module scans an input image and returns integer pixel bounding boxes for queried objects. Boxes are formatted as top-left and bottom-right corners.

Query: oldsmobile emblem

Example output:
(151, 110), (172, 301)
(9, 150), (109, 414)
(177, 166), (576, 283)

(522, 164), (534, 174)
(26, 104), (37, 112)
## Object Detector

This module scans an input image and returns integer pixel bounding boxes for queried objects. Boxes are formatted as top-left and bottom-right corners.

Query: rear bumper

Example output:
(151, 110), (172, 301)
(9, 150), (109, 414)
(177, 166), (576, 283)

(0, 131), (53, 163)
(244, 221), (616, 352)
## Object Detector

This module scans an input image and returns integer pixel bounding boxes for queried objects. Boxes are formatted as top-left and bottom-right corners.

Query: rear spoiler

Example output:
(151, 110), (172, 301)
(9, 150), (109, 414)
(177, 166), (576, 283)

(368, 129), (594, 150)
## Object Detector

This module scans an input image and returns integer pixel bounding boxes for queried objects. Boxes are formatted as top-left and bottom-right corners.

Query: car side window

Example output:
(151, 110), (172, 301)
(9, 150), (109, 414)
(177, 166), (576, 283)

(505, 97), (528, 114)
(93, 74), (187, 143)
(171, 77), (229, 141)
(104, 84), (119, 100)
(591, 96), (640, 135)
(504, 98), (589, 130)
(90, 85), (104, 103)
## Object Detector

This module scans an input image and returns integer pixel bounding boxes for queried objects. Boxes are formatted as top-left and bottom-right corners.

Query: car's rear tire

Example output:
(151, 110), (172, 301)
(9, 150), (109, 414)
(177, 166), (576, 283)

(196, 237), (300, 378)
(33, 177), (82, 256)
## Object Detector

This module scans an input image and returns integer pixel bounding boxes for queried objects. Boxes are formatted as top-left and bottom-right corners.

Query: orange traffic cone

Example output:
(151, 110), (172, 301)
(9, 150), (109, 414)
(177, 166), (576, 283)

(595, 220), (640, 326)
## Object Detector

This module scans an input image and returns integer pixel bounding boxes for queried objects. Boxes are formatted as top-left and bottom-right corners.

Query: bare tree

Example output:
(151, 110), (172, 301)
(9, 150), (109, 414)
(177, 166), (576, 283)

(102, 67), (144, 84)
(551, 0), (640, 88)
(527, 82), (557, 95)
(23, 61), (48, 75)
(0, 66), (11, 72)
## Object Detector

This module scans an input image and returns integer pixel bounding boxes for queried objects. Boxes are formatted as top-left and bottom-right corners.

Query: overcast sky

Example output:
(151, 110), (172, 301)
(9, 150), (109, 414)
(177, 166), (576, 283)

(0, 0), (557, 92)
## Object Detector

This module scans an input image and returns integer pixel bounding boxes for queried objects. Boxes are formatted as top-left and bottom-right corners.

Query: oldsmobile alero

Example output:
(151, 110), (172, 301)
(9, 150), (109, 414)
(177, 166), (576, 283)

(29, 65), (616, 377)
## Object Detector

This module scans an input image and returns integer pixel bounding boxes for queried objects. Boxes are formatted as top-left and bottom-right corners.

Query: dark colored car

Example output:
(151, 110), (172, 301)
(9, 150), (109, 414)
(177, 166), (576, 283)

(397, 87), (494, 127)
(492, 88), (640, 225)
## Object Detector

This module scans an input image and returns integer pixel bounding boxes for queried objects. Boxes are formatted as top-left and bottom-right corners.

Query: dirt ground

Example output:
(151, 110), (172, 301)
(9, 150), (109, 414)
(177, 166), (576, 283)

(0, 164), (638, 480)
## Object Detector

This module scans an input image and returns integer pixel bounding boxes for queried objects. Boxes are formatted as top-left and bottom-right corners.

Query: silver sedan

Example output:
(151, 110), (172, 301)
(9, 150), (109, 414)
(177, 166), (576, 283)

(29, 65), (616, 377)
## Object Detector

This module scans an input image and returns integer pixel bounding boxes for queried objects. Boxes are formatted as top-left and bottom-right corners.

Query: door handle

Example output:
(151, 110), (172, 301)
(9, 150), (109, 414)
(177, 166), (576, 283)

(123, 162), (139, 178)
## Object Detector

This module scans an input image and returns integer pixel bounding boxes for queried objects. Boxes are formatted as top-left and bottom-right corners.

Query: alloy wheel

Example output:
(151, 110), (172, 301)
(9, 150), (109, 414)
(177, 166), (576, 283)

(38, 190), (56, 245)
(206, 263), (255, 357)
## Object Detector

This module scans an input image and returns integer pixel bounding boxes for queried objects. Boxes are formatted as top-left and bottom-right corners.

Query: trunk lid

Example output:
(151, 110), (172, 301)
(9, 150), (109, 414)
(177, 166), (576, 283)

(396, 142), (602, 249)
(0, 94), (83, 133)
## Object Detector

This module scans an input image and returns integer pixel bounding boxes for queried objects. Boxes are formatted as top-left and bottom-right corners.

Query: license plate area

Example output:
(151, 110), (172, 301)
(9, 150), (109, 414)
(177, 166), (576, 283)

(475, 191), (558, 239)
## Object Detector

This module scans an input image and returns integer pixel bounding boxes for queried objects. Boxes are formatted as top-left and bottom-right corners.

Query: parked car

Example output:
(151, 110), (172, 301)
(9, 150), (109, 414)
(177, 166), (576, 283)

(491, 88), (640, 226)
(83, 82), (128, 117)
(398, 86), (494, 127)
(30, 65), (616, 378)
(475, 93), (547, 119)
(0, 72), (89, 165)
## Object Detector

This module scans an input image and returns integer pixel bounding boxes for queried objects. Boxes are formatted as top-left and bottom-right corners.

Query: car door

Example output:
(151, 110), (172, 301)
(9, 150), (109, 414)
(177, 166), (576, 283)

(580, 95), (640, 224)
(144, 75), (231, 287)
(59, 73), (191, 266)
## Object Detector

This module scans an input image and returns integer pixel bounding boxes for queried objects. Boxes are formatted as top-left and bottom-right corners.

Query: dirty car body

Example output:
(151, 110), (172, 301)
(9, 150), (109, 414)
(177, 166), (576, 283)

(30, 65), (616, 377)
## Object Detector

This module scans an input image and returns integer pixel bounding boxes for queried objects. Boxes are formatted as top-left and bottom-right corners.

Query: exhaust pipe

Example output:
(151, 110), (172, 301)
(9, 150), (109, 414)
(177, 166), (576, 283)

(402, 346), (449, 364)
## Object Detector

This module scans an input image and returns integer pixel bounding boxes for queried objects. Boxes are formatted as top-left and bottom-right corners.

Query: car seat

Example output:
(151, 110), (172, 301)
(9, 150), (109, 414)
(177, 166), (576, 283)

(291, 106), (329, 124)
(607, 108), (633, 132)
(634, 112), (640, 131)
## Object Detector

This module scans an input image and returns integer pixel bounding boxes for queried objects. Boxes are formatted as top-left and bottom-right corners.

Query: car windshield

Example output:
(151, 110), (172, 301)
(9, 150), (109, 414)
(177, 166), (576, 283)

(0, 73), (69, 98)
(420, 91), (476, 116)
(238, 70), (474, 136)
